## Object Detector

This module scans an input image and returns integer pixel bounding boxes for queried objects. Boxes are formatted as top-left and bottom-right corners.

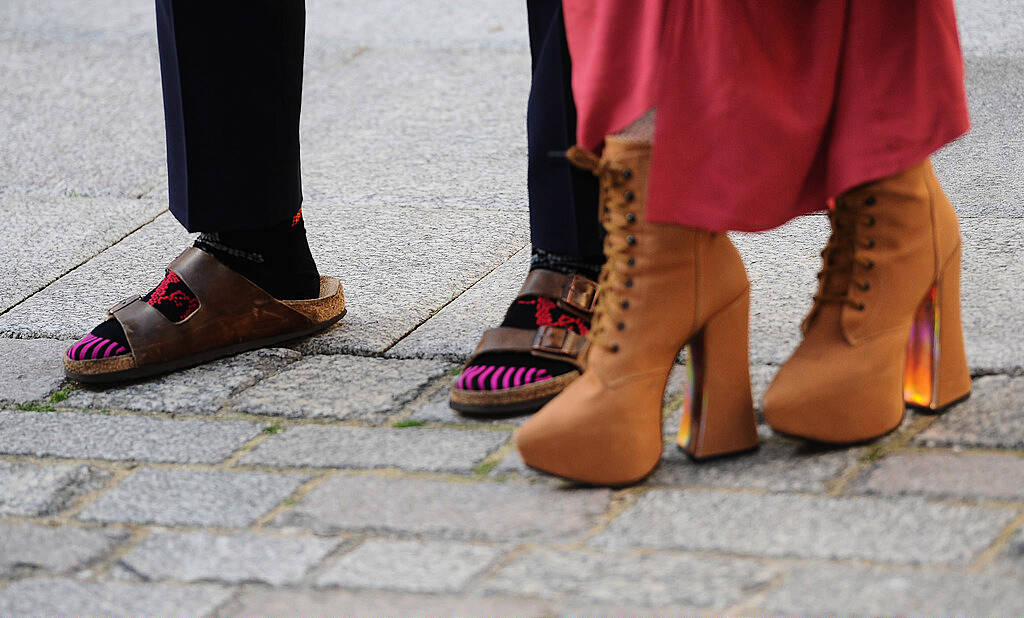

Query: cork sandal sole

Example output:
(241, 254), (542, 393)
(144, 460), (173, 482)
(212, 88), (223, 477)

(449, 370), (580, 417)
(65, 276), (346, 384)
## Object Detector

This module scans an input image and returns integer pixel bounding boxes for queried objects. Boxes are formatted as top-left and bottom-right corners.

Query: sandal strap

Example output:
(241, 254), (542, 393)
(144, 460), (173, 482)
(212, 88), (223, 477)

(517, 269), (598, 317)
(469, 325), (588, 368)
(111, 248), (312, 366)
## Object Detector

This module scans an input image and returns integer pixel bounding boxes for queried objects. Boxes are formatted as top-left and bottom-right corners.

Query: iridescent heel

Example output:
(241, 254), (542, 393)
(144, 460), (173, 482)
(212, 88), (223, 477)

(903, 244), (971, 411)
(677, 290), (759, 459)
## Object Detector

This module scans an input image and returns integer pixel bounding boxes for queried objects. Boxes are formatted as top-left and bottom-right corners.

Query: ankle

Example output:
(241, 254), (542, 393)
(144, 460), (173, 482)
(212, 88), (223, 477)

(193, 208), (320, 300)
(530, 248), (603, 282)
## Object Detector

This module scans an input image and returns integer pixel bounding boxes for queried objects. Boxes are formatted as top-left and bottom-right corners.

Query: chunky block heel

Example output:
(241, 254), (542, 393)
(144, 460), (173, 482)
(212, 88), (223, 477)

(678, 289), (759, 459)
(904, 244), (971, 411)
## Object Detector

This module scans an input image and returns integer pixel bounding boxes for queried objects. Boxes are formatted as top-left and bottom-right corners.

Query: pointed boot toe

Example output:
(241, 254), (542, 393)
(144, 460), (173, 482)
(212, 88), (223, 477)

(515, 372), (665, 486)
(763, 338), (905, 444)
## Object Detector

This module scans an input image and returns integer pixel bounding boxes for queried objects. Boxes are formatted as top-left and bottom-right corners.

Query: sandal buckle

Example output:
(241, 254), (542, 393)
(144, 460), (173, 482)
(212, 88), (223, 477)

(560, 275), (598, 314)
(532, 326), (585, 358)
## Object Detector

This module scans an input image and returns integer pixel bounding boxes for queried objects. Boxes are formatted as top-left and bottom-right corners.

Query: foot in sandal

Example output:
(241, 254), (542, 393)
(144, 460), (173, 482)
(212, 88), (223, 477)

(64, 211), (346, 384)
(449, 262), (599, 417)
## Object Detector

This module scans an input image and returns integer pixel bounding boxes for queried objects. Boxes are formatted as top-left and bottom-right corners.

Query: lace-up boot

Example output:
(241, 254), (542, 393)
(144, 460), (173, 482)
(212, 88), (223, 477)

(514, 137), (758, 485)
(764, 159), (971, 443)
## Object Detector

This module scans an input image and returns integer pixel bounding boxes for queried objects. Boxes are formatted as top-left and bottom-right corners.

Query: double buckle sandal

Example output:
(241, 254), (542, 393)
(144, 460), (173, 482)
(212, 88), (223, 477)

(64, 248), (347, 384)
(449, 269), (597, 416)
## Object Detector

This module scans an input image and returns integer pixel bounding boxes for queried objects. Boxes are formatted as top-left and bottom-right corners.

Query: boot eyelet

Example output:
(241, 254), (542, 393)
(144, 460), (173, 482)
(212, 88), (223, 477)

(865, 196), (876, 206)
(617, 322), (626, 331)
(621, 300), (630, 309)
(625, 279), (634, 288)
(856, 302), (866, 311)
(622, 169), (632, 180)
(859, 281), (871, 291)
(865, 260), (875, 270)
(626, 212), (636, 223)
(624, 191), (635, 202)
(865, 239), (875, 249)
(626, 235), (637, 246)
(627, 257), (636, 267)
(867, 216), (876, 226)
(610, 343), (620, 353)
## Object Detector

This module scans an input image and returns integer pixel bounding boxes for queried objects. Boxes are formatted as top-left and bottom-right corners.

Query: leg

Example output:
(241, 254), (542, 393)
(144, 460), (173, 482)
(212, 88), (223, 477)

(157, 0), (305, 232)
(65, 0), (346, 383)
(449, 0), (604, 416)
(526, 0), (602, 261)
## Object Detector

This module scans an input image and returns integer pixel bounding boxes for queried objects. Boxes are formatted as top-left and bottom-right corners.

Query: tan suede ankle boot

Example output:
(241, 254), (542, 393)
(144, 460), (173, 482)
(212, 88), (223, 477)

(514, 137), (759, 486)
(764, 159), (971, 444)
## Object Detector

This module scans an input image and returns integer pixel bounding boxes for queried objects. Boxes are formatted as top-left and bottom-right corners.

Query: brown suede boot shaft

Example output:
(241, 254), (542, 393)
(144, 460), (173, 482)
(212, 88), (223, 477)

(764, 159), (971, 443)
(515, 138), (757, 485)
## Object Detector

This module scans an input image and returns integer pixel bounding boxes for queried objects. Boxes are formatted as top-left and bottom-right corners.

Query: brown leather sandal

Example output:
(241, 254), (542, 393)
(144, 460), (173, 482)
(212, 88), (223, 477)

(449, 270), (596, 416)
(65, 248), (346, 384)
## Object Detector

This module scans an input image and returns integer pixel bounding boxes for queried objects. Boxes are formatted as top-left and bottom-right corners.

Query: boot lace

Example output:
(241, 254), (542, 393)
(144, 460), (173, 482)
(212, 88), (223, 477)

(567, 146), (638, 353)
(802, 194), (878, 332)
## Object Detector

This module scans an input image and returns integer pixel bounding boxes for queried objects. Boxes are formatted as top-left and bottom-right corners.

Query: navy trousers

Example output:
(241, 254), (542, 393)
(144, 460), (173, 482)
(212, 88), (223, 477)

(155, 0), (601, 257)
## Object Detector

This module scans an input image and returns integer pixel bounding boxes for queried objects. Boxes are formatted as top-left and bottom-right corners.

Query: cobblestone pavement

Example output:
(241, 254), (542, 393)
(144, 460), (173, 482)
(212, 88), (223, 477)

(2, 1), (1023, 615)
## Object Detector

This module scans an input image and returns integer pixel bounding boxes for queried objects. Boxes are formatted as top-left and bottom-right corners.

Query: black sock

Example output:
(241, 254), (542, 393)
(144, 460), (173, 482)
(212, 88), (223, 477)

(529, 247), (604, 282)
(193, 209), (320, 300)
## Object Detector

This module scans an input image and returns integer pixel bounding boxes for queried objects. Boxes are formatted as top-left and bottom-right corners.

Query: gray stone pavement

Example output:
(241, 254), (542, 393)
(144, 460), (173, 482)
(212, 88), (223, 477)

(1, 0), (1022, 615)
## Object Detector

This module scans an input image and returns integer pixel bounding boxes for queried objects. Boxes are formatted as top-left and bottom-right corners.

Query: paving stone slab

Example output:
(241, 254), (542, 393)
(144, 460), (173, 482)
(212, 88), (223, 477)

(407, 385), (528, 426)
(933, 57), (1024, 218)
(955, 0), (1024, 57)
(591, 489), (1017, 566)
(954, 219), (1024, 373)
(989, 528), (1024, 579)
(0, 199), (523, 352)
(219, 588), (553, 617)
(299, 47), (529, 210)
(231, 355), (450, 421)
(653, 438), (860, 493)
(1, 0), (154, 40)
(242, 425), (509, 473)
(852, 452), (1024, 501)
(0, 338), (72, 403)
(0, 461), (110, 516)
(0, 410), (262, 464)
(0, 213), (190, 340)
(317, 539), (504, 593)
(915, 375), (1024, 449)
(275, 474), (610, 542)
(67, 348), (301, 415)
(304, 0), (526, 51)
(78, 468), (307, 527)
(0, 521), (128, 576)
(16, 200), (525, 360)
(0, 36), (165, 198)
(730, 216), (829, 367)
(0, 578), (231, 616)
(119, 530), (341, 586)
(297, 203), (528, 355)
(489, 448), (543, 480)
(485, 548), (776, 611)
(758, 563), (1024, 616)
(388, 247), (530, 361)
(0, 194), (165, 313)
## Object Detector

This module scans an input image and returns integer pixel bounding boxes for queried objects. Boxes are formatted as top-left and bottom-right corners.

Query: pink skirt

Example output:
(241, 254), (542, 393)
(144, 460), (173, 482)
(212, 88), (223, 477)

(562, 0), (969, 231)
